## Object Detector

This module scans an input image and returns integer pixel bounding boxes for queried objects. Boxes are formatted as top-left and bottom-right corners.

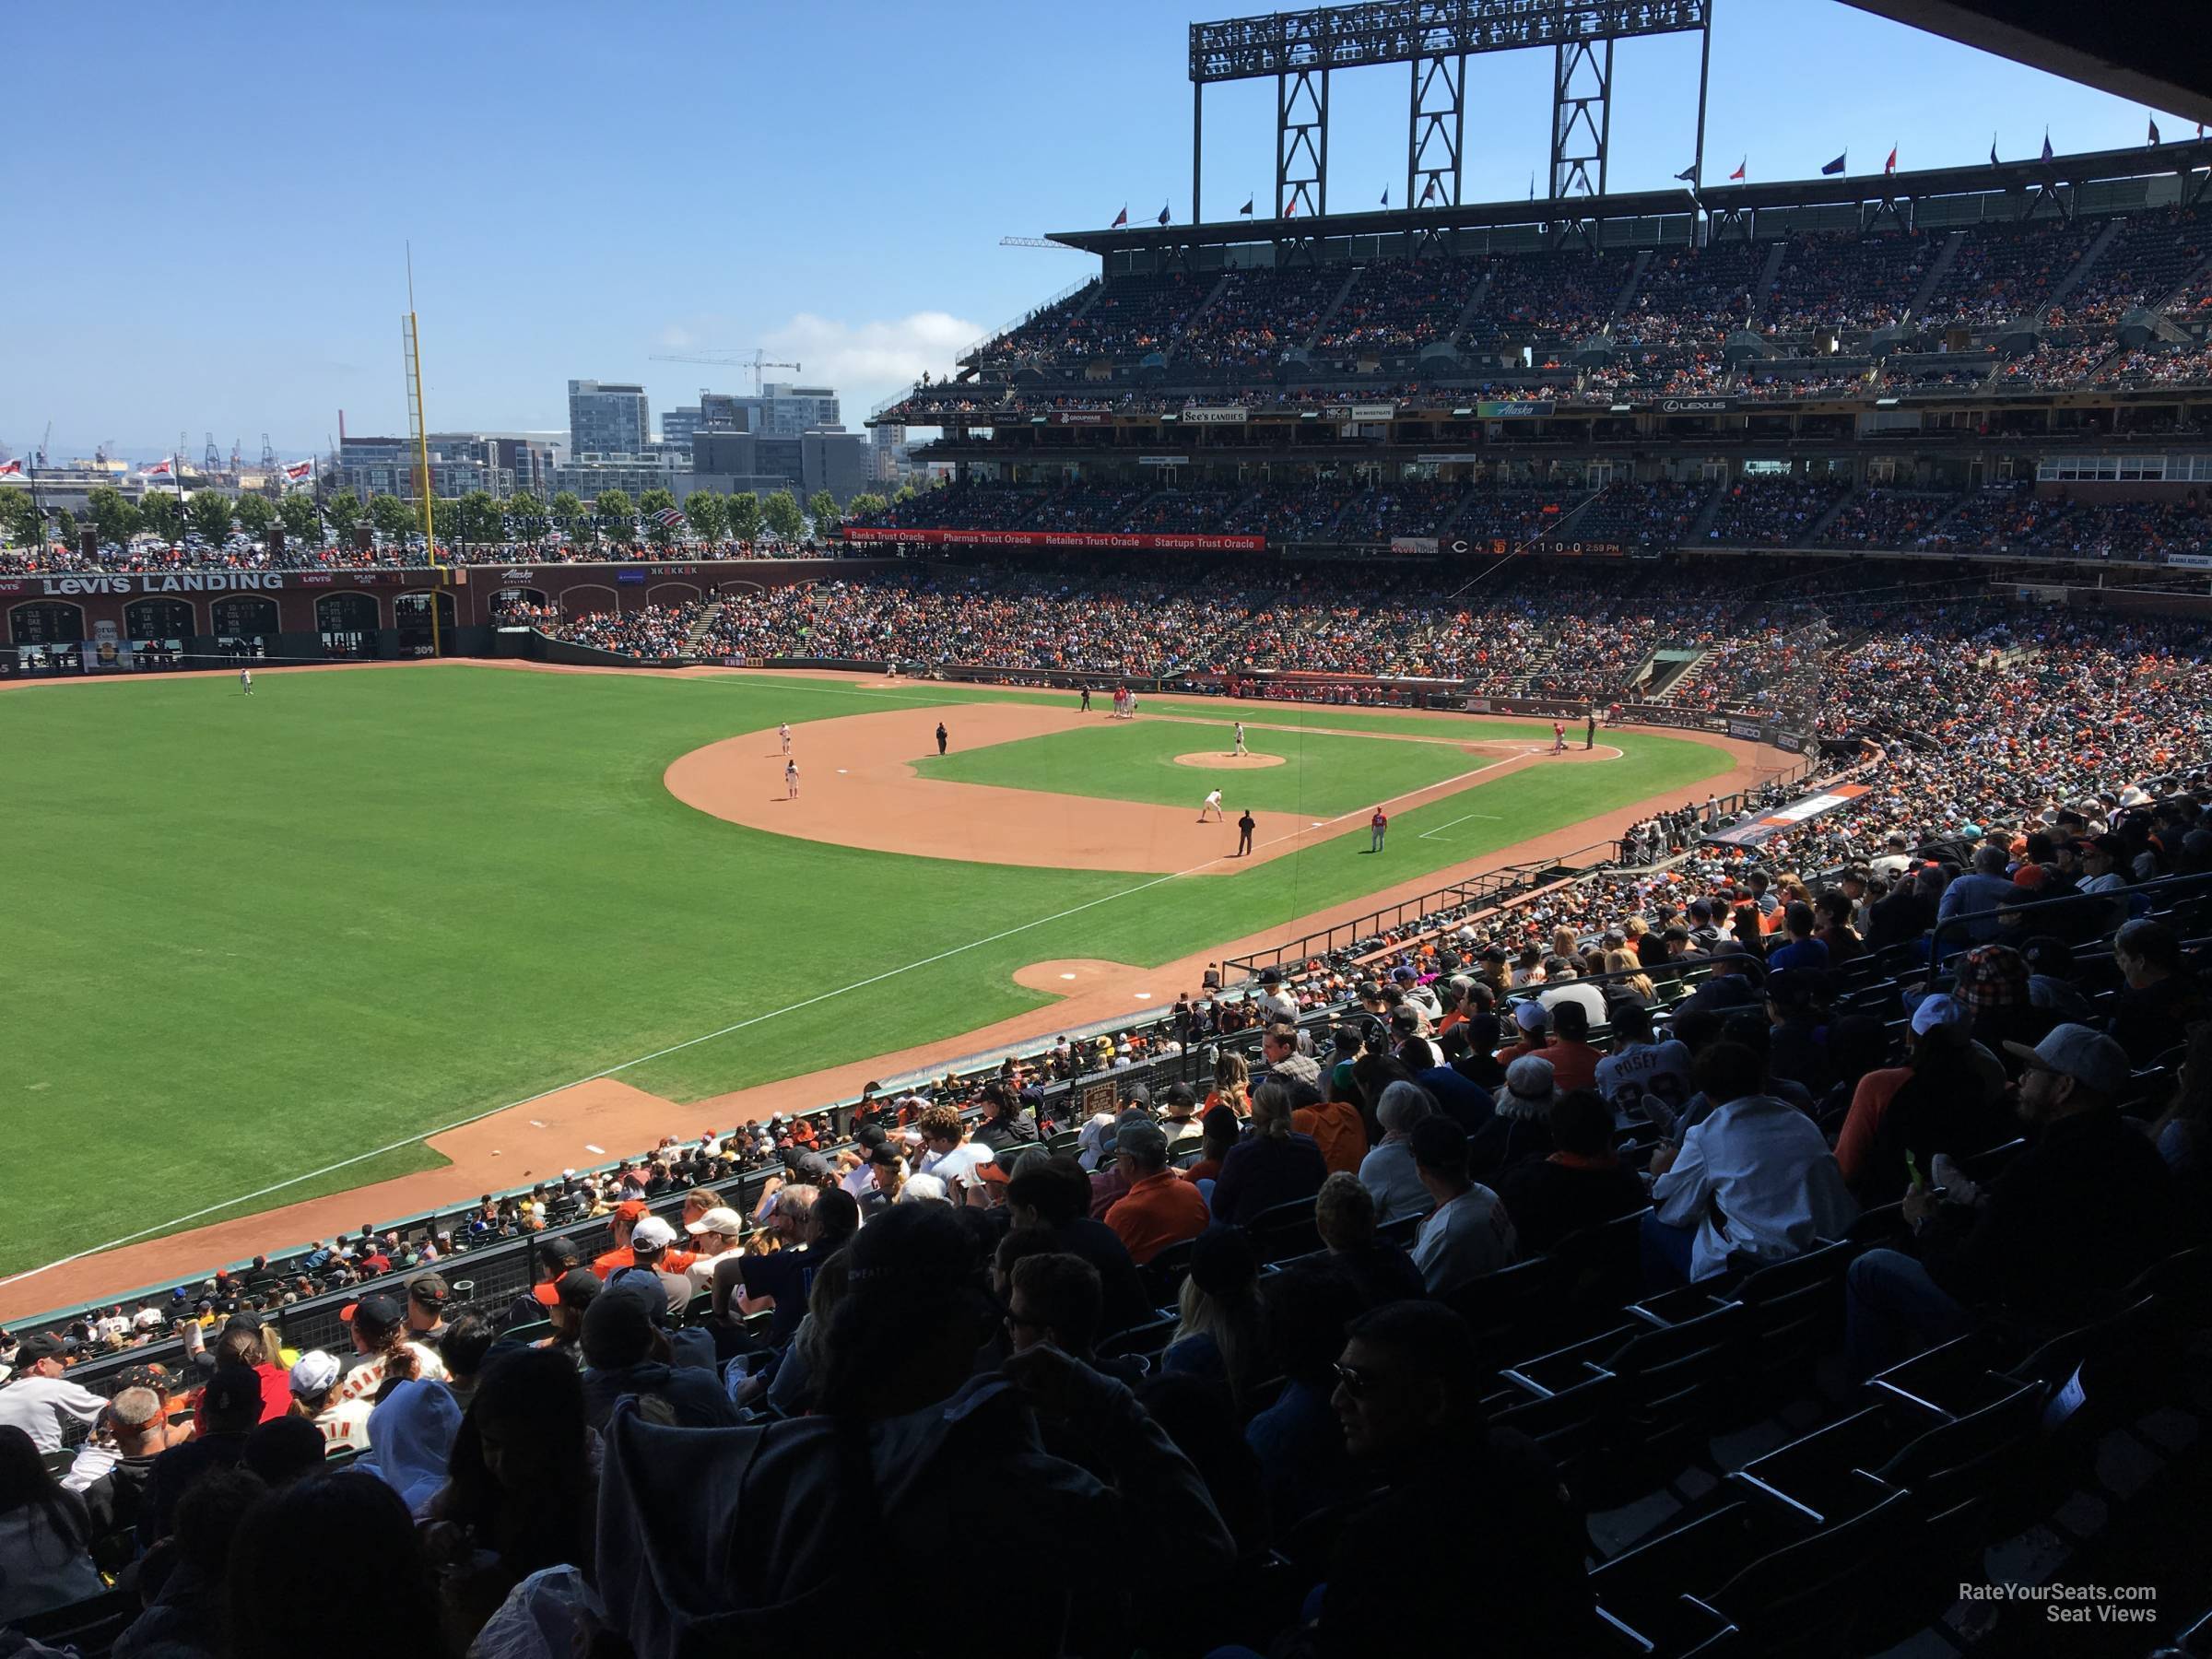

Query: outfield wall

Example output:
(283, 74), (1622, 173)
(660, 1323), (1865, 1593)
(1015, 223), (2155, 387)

(0, 558), (900, 676)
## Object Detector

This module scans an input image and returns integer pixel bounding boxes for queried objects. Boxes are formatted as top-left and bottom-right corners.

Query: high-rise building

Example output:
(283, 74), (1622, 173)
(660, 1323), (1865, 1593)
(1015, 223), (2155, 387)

(801, 429), (868, 505)
(567, 380), (650, 460)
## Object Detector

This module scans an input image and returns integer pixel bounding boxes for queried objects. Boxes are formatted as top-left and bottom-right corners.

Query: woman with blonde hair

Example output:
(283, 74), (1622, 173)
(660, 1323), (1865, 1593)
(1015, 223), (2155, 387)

(1207, 1050), (1252, 1116)
(1602, 948), (1655, 1004)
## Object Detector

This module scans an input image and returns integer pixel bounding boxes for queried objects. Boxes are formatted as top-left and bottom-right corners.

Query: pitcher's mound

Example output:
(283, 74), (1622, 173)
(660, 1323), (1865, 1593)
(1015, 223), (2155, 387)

(1175, 751), (1286, 769)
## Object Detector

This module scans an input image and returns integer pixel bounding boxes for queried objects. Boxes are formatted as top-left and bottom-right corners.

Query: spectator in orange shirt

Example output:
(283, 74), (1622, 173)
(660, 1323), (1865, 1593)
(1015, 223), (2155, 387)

(1493, 1000), (1600, 1094)
(589, 1200), (651, 1278)
(1292, 1077), (1371, 1175)
(1103, 1122), (1210, 1266)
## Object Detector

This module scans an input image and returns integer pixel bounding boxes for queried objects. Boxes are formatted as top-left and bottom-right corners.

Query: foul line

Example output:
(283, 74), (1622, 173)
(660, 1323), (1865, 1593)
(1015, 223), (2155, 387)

(0, 742), (1507, 1296)
(1417, 809), (1503, 840)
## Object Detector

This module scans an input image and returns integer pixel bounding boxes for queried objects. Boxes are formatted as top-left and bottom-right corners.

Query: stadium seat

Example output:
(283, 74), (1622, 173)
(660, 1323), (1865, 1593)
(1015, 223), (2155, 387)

(7, 1588), (141, 1658)
(1242, 1196), (1324, 1263)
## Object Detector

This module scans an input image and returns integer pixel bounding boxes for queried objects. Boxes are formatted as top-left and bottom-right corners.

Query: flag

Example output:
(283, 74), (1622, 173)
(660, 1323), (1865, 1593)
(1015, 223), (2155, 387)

(1529, 171), (1536, 200)
(1284, 196), (1297, 218)
(1821, 151), (1846, 175)
(1675, 164), (1698, 182)
(1157, 204), (1170, 225)
(1884, 146), (1898, 174)
(1380, 186), (1389, 206)
(1990, 135), (2000, 166)
(2148, 116), (2160, 146)
(654, 507), (685, 528)
(1419, 178), (1438, 205)
(1111, 205), (1127, 228)
(285, 460), (313, 482)
(144, 458), (173, 477)
(2041, 131), (2053, 161)
(1729, 157), (1746, 181)
(0, 459), (21, 477)
(1238, 196), (1254, 216)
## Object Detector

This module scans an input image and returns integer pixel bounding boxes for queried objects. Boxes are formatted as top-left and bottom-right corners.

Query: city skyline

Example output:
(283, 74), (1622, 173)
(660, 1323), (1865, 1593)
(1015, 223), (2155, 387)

(4, 0), (2200, 459)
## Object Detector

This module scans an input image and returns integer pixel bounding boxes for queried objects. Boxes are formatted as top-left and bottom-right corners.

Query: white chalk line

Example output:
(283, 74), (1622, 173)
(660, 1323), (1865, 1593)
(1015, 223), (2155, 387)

(0, 684), (1559, 1293)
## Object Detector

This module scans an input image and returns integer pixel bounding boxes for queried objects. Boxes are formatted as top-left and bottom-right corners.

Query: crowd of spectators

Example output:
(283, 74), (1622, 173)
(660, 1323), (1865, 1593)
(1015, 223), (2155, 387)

(1175, 265), (1345, 370)
(1312, 256), (1478, 353)
(542, 601), (705, 659)
(2050, 206), (2211, 329)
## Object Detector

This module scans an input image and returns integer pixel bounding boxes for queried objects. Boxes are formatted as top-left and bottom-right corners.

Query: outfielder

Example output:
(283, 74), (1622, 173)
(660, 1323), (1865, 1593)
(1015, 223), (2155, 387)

(240, 666), (253, 696)
(785, 759), (799, 799)
(780, 722), (792, 755)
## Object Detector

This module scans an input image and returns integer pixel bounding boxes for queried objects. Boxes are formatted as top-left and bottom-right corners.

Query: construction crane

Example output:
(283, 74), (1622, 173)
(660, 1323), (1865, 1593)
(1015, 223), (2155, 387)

(646, 348), (800, 393)
(260, 433), (277, 472)
(205, 433), (221, 472)
(999, 236), (1084, 251)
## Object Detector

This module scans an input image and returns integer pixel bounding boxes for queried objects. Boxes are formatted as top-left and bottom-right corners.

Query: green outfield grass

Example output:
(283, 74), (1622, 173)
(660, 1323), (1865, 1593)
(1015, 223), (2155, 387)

(915, 716), (1503, 817)
(0, 667), (1731, 1283)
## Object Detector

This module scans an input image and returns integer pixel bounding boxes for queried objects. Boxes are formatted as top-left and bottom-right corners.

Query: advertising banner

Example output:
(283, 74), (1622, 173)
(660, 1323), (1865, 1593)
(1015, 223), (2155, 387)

(1390, 537), (1439, 556)
(1704, 783), (1871, 846)
(1180, 407), (1249, 425)
(839, 526), (1265, 552)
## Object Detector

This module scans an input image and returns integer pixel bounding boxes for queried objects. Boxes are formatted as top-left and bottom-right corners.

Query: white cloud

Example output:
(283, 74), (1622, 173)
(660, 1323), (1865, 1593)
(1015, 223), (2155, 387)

(655, 324), (700, 349)
(757, 310), (984, 418)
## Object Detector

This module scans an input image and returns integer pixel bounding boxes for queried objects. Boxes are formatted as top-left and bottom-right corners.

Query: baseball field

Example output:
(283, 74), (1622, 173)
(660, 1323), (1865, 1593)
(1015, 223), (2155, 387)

(0, 664), (1740, 1291)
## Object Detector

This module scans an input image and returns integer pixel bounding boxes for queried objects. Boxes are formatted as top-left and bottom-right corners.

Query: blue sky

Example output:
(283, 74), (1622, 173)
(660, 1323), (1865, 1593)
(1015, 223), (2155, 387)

(2, 1), (2194, 462)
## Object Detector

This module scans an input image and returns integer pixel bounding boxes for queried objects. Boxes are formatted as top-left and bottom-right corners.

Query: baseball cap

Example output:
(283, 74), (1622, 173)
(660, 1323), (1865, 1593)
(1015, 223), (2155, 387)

(554, 1269), (603, 1313)
(1909, 994), (1966, 1037)
(1189, 1227), (1260, 1300)
(406, 1273), (451, 1311)
(2004, 1024), (2129, 1096)
(1512, 1000), (1547, 1032)
(339, 1292), (402, 1333)
(602, 1266), (670, 1325)
(629, 1216), (678, 1251)
(15, 1333), (64, 1365)
(288, 1349), (342, 1397)
(613, 1199), (649, 1224)
(1115, 1120), (1170, 1162)
(685, 1206), (745, 1238)
(1504, 1054), (1557, 1103)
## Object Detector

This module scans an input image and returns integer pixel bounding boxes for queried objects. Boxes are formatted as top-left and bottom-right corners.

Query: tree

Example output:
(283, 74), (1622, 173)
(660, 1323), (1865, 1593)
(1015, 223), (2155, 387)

(844, 492), (888, 524)
(509, 491), (545, 539)
(278, 491), (321, 544)
(231, 493), (276, 539)
(683, 490), (726, 544)
(549, 490), (585, 545)
(726, 491), (762, 544)
(806, 489), (839, 530)
(638, 487), (679, 547)
(761, 489), (804, 542)
(138, 491), (184, 544)
(368, 493), (417, 540)
(187, 490), (237, 544)
(453, 490), (502, 547)
(893, 483), (917, 504)
(594, 489), (634, 546)
(53, 508), (76, 545)
(85, 486), (140, 547)
(324, 491), (364, 541)
(0, 488), (38, 546)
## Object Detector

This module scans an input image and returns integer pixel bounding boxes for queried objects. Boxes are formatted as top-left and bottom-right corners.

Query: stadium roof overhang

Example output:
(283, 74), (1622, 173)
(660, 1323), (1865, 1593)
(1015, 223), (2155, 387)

(1839, 2), (2212, 130)
(1047, 137), (2212, 253)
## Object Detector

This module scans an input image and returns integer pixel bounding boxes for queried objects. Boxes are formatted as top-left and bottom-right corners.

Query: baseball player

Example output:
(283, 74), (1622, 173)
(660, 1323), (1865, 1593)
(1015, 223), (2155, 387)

(1369, 807), (1388, 853)
(780, 723), (792, 755)
(1552, 719), (1567, 756)
(785, 759), (799, 799)
(1199, 789), (1225, 822)
(1231, 722), (1246, 757)
(240, 666), (253, 696)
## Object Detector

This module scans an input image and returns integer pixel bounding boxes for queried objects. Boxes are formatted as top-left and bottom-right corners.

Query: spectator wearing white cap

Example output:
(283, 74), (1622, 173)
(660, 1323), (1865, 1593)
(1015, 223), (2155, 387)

(682, 1206), (746, 1298)
(1832, 995), (2008, 1199)
(1847, 1024), (2178, 1376)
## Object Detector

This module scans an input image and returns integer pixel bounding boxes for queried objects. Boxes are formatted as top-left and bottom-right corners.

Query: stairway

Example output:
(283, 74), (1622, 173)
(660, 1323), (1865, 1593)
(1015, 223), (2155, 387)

(1802, 486), (1862, 545)
(2033, 214), (2125, 321)
(1745, 240), (1790, 326)
(1608, 248), (1654, 325)
(1447, 268), (1495, 344)
(1166, 271), (1236, 362)
(1303, 265), (1366, 347)
(1902, 229), (1968, 323)
(1685, 481), (1727, 546)
(683, 600), (726, 658)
